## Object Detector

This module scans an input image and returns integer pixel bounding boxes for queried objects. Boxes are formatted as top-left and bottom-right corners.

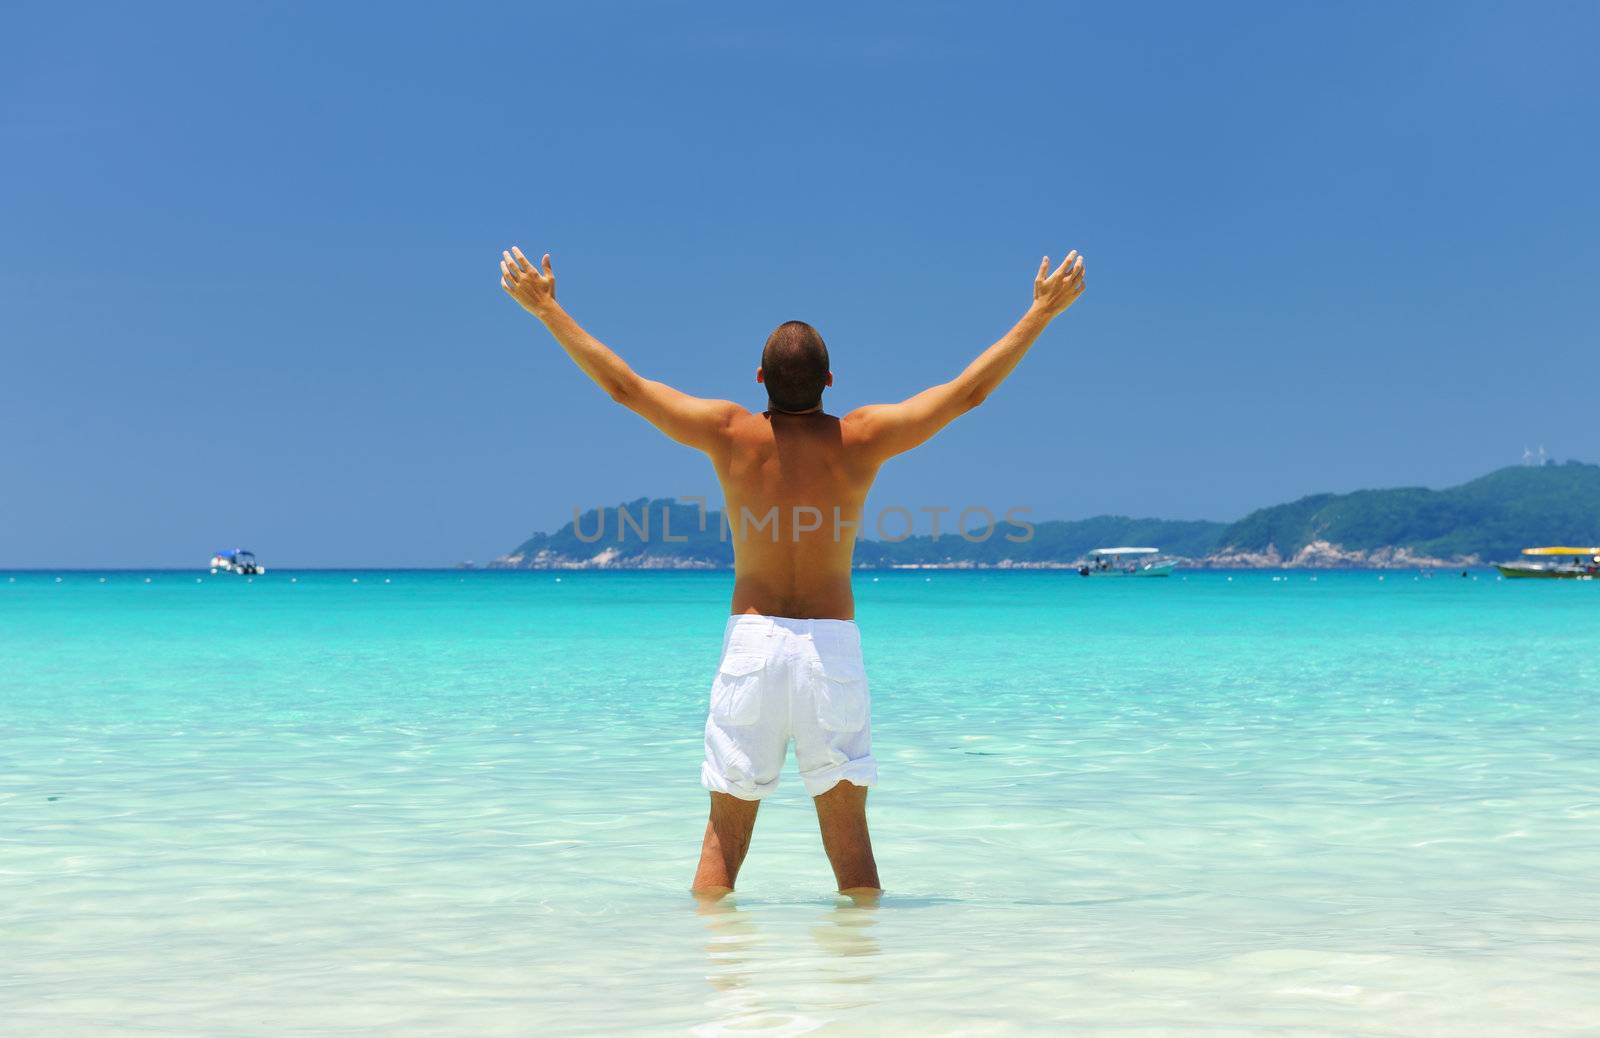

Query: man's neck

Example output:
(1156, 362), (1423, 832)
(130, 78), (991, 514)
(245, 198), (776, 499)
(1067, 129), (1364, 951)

(765, 401), (823, 416)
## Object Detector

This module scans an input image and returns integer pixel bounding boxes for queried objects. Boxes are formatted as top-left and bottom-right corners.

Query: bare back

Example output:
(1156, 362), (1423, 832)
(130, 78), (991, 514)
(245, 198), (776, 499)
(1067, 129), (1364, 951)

(714, 410), (879, 620)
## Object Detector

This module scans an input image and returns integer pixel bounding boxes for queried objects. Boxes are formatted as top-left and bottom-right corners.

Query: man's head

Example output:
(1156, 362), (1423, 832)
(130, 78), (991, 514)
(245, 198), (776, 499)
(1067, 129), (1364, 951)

(757, 321), (832, 413)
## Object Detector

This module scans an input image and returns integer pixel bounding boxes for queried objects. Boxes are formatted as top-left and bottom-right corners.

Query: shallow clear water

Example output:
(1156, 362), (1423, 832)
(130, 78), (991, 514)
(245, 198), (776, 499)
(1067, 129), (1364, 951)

(3, 570), (1598, 1035)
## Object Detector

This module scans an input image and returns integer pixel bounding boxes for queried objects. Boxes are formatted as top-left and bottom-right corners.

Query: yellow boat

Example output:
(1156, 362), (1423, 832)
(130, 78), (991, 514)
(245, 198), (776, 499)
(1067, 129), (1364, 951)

(1495, 546), (1600, 579)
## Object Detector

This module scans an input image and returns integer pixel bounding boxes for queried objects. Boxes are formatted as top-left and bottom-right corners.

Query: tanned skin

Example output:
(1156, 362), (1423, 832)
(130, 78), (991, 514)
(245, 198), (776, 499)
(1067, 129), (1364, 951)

(500, 245), (1086, 898)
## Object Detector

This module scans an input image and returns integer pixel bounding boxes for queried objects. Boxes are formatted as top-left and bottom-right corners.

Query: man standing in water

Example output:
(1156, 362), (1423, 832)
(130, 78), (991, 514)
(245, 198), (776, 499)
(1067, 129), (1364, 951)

(500, 246), (1086, 897)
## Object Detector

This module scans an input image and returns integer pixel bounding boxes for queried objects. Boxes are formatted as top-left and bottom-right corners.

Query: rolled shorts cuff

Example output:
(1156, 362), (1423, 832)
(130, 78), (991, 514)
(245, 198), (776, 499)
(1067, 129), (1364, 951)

(800, 756), (878, 798)
(701, 761), (778, 801)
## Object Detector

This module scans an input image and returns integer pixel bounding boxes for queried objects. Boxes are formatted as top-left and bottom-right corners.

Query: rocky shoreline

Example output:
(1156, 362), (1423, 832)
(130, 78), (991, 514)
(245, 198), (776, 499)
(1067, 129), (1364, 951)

(1199, 540), (1481, 570)
(492, 547), (723, 570)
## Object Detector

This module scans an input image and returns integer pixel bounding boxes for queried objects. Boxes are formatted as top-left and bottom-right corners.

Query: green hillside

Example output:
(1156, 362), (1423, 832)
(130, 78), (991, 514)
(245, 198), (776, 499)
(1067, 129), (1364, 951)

(502, 498), (734, 567)
(494, 462), (1600, 568)
(1214, 462), (1600, 561)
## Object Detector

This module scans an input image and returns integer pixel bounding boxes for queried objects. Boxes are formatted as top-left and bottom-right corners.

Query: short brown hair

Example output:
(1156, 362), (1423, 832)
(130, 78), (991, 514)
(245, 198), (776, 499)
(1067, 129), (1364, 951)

(761, 321), (829, 412)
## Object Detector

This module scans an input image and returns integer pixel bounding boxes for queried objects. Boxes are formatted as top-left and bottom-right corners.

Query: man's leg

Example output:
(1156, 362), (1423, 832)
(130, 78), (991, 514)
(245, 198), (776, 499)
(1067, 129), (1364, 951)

(813, 780), (881, 894)
(692, 791), (760, 896)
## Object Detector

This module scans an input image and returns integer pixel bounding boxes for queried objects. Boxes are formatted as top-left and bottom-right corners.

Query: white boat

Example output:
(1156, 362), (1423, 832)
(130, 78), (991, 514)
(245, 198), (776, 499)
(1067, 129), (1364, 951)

(1078, 547), (1176, 578)
(209, 549), (264, 575)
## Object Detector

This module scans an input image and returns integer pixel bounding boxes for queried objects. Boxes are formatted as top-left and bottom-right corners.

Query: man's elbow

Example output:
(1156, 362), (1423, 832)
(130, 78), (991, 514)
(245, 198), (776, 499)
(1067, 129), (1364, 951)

(606, 375), (640, 405)
(965, 385), (991, 411)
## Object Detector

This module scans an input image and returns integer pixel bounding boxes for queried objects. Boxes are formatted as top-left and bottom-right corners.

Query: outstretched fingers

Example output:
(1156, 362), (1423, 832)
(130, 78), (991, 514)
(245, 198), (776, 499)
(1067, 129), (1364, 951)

(503, 246), (552, 286)
(1051, 249), (1079, 280)
(1036, 255), (1051, 282)
(498, 246), (556, 310)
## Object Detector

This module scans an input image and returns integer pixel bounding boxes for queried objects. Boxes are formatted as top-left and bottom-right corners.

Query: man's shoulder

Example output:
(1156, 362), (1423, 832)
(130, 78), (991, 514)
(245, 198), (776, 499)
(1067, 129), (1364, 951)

(722, 406), (766, 435)
(836, 406), (890, 452)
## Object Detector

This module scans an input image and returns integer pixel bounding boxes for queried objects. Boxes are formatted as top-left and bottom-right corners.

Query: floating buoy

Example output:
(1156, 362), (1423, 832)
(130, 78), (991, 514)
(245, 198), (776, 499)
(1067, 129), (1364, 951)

(290, 577), (297, 583)
(352, 577), (359, 583)
(384, 578), (390, 584)
(55, 577), (62, 583)
(196, 578), (203, 583)
(144, 578), (151, 583)
(554, 577), (562, 583)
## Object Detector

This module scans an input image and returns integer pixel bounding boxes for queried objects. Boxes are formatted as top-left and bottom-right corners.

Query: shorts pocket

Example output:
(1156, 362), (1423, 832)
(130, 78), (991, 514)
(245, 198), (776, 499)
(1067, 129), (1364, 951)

(710, 654), (765, 726)
(812, 657), (869, 733)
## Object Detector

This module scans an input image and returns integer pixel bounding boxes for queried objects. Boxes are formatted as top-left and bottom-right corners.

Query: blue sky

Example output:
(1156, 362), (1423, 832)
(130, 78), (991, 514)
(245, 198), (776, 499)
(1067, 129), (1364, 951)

(3, 2), (1596, 567)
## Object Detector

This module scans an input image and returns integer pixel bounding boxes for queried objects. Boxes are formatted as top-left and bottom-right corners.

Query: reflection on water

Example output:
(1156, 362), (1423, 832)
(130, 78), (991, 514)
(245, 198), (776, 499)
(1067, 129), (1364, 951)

(811, 895), (881, 965)
(694, 895), (882, 1036)
(696, 894), (765, 994)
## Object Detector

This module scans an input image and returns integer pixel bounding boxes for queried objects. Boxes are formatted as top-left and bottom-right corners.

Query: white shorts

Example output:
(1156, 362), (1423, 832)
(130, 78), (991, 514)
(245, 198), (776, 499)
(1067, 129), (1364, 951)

(701, 615), (878, 800)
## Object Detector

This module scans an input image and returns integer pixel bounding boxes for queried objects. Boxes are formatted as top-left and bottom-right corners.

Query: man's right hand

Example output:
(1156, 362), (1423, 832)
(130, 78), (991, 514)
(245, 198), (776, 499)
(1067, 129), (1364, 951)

(501, 246), (558, 318)
(1032, 250), (1086, 317)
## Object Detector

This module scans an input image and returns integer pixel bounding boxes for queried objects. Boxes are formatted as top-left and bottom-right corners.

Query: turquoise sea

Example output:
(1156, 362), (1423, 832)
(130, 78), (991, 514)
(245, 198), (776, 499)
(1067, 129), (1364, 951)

(3, 570), (1598, 1035)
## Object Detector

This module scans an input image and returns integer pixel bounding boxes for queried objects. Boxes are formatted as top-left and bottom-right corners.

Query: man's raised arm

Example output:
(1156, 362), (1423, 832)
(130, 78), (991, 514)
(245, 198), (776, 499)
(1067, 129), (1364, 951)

(499, 246), (744, 452)
(844, 251), (1086, 461)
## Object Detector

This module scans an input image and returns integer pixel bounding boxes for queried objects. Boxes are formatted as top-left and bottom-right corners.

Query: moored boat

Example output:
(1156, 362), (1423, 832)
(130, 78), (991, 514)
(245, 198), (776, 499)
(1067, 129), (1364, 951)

(1495, 546), (1600, 579)
(1078, 547), (1176, 577)
(209, 549), (264, 575)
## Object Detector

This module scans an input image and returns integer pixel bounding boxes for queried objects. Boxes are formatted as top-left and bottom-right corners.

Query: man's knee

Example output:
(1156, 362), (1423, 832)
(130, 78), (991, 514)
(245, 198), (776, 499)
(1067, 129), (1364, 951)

(710, 790), (760, 825)
(813, 780), (871, 823)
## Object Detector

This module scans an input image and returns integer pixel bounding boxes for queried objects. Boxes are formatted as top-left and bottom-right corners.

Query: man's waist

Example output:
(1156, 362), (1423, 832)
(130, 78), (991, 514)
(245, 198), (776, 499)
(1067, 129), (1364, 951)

(727, 613), (859, 630)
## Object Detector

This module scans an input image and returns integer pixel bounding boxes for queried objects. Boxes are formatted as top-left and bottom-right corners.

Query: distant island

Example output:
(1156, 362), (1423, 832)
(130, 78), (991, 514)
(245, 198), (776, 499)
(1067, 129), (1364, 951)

(489, 461), (1600, 570)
